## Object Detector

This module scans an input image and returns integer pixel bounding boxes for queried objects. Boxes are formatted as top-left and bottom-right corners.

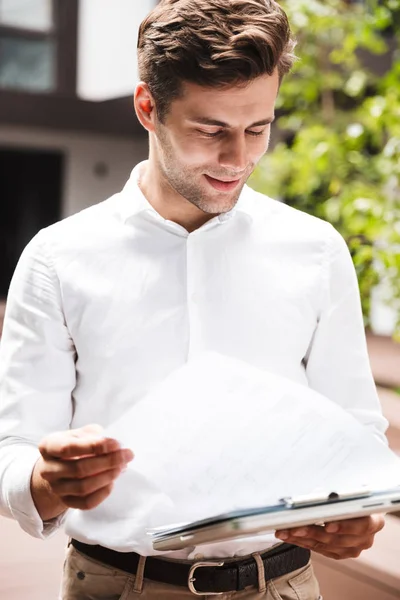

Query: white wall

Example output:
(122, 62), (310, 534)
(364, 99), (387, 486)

(370, 281), (397, 336)
(0, 125), (148, 216)
(77, 0), (157, 101)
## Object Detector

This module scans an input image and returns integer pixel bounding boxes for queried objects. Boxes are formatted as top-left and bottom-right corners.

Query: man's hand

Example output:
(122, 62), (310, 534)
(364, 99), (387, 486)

(31, 424), (134, 521)
(275, 515), (385, 560)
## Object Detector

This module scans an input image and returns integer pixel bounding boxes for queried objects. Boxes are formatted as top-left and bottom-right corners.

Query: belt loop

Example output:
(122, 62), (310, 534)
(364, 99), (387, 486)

(132, 555), (147, 594)
(252, 553), (266, 593)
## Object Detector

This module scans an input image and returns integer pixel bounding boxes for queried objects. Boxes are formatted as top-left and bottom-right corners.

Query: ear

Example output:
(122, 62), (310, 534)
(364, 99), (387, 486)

(134, 83), (156, 133)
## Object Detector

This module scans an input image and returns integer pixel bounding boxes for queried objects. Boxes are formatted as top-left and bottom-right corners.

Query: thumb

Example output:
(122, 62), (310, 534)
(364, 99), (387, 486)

(79, 423), (104, 437)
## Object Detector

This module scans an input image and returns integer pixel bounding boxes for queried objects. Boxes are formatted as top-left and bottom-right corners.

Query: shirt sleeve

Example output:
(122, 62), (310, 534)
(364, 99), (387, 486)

(0, 231), (76, 538)
(305, 226), (388, 444)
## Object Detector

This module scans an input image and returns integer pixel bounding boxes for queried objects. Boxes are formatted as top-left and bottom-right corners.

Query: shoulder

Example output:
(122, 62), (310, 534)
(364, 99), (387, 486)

(25, 193), (124, 259)
(240, 185), (344, 249)
(43, 193), (122, 239)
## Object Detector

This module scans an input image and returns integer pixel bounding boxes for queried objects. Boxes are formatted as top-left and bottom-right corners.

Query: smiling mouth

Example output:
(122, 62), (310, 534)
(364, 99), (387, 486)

(204, 175), (241, 191)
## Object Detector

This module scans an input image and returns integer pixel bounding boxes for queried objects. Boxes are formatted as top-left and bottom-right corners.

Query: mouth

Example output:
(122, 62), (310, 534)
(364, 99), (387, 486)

(204, 174), (241, 192)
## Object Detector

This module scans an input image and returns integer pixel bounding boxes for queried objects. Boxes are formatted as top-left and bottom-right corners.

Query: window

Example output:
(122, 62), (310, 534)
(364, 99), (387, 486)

(0, 147), (64, 299)
(0, 0), (77, 95)
(0, 36), (55, 92)
(0, 0), (53, 31)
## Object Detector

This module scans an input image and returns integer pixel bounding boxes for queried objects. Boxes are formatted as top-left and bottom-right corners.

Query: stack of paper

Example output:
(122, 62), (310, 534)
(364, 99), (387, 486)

(102, 352), (400, 527)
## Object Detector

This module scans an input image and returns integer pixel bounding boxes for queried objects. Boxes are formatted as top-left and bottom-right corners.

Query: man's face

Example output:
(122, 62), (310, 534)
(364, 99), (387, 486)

(153, 72), (280, 215)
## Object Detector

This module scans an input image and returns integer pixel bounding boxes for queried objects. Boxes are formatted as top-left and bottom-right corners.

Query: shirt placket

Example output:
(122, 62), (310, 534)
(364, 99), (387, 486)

(186, 230), (203, 361)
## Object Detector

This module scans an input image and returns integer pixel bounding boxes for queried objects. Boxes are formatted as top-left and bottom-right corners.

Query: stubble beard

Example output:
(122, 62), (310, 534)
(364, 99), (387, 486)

(167, 167), (247, 215)
(159, 146), (248, 215)
(155, 125), (251, 215)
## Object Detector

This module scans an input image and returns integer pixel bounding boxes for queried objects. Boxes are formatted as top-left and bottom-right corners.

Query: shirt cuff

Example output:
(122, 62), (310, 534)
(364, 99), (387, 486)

(3, 445), (67, 539)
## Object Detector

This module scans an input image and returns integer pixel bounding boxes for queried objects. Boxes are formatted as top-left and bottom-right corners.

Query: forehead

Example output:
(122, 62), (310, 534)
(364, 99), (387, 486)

(169, 72), (280, 123)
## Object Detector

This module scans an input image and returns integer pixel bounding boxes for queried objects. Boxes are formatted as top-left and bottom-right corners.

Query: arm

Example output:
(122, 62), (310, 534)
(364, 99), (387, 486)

(0, 233), (132, 538)
(277, 226), (387, 557)
(304, 226), (388, 443)
(0, 232), (75, 537)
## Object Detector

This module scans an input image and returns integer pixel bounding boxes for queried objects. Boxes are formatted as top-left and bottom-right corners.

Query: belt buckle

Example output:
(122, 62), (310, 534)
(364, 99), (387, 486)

(188, 561), (225, 596)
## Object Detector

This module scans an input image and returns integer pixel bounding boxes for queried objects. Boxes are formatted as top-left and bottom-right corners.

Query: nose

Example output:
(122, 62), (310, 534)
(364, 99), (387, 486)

(218, 134), (247, 173)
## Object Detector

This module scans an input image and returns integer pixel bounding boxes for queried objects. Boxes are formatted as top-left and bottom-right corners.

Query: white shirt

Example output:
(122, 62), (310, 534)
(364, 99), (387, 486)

(0, 161), (388, 558)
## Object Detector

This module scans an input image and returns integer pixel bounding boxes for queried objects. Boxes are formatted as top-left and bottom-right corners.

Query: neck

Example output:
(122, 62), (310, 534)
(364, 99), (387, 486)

(138, 158), (216, 233)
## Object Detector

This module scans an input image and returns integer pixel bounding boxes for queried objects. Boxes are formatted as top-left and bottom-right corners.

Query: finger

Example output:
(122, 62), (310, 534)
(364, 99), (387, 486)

(314, 550), (343, 560)
(277, 525), (372, 547)
(325, 514), (385, 536)
(312, 546), (364, 560)
(311, 543), (368, 559)
(42, 448), (134, 481)
(79, 424), (104, 436)
(277, 535), (371, 559)
(277, 530), (375, 551)
(40, 432), (121, 461)
(63, 483), (114, 510)
(43, 449), (134, 480)
(52, 467), (122, 497)
(277, 514), (385, 541)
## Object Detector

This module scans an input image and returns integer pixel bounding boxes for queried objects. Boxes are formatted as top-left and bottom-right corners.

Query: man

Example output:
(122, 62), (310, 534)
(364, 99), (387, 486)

(0, 0), (386, 598)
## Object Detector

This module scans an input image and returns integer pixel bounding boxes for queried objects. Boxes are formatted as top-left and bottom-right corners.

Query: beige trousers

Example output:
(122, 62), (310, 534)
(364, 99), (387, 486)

(61, 544), (322, 600)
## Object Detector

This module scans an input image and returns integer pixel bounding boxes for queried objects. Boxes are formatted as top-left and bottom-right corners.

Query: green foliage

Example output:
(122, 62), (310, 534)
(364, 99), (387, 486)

(249, 0), (400, 339)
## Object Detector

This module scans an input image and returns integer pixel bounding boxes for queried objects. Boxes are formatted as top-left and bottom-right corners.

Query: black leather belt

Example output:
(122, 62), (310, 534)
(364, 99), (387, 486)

(71, 538), (310, 595)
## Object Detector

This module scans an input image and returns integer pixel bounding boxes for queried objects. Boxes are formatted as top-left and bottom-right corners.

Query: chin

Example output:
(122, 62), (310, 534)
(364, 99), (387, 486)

(198, 198), (238, 215)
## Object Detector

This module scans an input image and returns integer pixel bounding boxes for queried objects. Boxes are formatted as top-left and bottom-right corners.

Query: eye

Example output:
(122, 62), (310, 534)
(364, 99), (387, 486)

(198, 130), (223, 138)
(246, 129), (267, 137)
(197, 128), (267, 138)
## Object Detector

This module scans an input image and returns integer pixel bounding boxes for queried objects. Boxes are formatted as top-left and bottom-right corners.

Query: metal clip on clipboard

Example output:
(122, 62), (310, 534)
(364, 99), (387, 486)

(280, 488), (372, 509)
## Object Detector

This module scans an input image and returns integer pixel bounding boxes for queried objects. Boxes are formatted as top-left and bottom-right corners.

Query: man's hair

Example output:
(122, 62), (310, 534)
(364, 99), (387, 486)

(137, 0), (296, 121)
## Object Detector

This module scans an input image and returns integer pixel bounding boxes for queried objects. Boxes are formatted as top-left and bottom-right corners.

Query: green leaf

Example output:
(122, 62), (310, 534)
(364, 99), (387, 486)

(253, 0), (400, 336)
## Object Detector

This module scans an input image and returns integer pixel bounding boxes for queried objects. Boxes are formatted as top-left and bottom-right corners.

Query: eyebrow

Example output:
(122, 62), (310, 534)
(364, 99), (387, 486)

(189, 116), (275, 128)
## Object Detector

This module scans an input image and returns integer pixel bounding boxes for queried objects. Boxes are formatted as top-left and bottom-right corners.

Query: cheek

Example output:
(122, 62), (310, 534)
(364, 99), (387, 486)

(173, 136), (219, 165)
(249, 137), (270, 161)
(250, 126), (272, 155)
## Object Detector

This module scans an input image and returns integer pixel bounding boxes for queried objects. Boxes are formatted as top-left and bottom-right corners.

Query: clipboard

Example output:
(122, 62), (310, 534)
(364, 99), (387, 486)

(150, 486), (400, 551)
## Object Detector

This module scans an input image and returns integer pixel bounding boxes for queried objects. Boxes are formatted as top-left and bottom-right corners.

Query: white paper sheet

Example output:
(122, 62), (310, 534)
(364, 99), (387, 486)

(105, 352), (400, 527)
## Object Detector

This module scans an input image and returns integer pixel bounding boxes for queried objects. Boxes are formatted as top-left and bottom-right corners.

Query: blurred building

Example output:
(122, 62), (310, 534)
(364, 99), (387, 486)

(0, 2), (399, 599)
(0, 0), (155, 300)
(0, 0), (397, 333)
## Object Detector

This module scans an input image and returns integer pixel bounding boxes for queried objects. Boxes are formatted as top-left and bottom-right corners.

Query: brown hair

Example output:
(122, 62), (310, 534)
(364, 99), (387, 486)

(137, 0), (296, 121)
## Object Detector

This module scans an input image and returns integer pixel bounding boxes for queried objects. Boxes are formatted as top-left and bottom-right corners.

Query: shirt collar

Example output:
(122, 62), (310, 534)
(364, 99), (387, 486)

(118, 160), (251, 226)
(119, 161), (155, 223)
